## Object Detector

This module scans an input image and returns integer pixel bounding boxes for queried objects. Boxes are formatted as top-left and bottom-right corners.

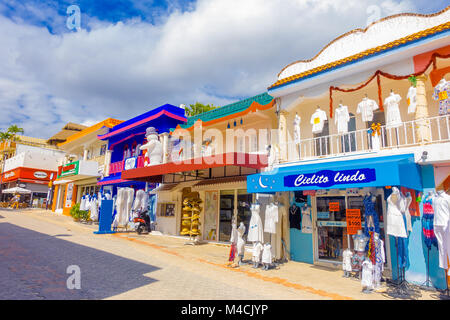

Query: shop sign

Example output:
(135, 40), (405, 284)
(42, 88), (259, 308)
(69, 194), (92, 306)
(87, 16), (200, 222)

(284, 168), (376, 189)
(303, 190), (316, 196)
(346, 209), (362, 235)
(33, 171), (48, 179)
(317, 221), (347, 227)
(329, 202), (340, 212)
(317, 211), (330, 219)
(124, 157), (137, 170)
(4, 171), (16, 180)
(59, 161), (79, 178)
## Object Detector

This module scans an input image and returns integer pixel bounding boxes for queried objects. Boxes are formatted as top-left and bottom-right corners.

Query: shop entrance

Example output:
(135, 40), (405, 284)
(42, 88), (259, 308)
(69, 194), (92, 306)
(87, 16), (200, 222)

(314, 191), (389, 268)
(219, 190), (234, 242)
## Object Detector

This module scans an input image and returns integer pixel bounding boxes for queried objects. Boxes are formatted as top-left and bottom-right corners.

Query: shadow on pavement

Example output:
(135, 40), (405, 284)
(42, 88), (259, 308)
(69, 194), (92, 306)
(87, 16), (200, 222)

(0, 222), (160, 300)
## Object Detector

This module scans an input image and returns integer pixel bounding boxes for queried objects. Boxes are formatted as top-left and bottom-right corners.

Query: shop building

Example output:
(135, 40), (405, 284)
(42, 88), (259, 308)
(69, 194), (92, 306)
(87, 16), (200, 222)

(96, 104), (187, 197)
(247, 9), (450, 289)
(122, 93), (278, 246)
(51, 118), (123, 215)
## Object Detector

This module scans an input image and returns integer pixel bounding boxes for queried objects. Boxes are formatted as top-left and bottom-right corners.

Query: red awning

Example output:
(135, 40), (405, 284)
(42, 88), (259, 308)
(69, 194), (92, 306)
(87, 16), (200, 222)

(121, 152), (267, 182)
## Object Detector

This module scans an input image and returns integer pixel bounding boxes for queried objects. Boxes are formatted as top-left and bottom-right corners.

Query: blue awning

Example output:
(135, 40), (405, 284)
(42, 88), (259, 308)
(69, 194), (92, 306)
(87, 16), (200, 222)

(247, 154), (422, 193)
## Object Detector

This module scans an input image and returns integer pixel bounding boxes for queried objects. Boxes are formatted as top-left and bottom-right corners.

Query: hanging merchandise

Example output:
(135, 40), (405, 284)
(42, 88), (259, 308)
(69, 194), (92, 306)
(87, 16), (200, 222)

(247, 203), (264, 242)
(433, 78), (450, 115)
(373, 233), (386, 289)
(264, 202), (279, 234)
(357, 96), (379, 122)
(386, 187), (407, 238)
(361, 258), (374, 292)
(384, 91), (403, 129)
(252, 241), (263, 268)
(399, 191), (413, 234)
(310, 107), (328, 134)
(422, 194), (438, 249)
(334, 104), (350, 134)
(351, 231), (369, 273)
(228, 221), (238, 265)
(89, 195), (99, 222)
(289, 203), (301, 230)
(431, 190), (450, 272)
(300, 204), (313, 234)
(363, 193), (380, 238)
(406, 86), (417, 114)
(293, 113), (301, 144)
(180, 197), (202, 237)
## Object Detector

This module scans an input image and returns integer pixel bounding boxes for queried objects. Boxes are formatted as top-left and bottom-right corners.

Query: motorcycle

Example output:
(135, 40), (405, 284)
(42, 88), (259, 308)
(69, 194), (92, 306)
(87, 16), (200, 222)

(133, 209), (151, 235)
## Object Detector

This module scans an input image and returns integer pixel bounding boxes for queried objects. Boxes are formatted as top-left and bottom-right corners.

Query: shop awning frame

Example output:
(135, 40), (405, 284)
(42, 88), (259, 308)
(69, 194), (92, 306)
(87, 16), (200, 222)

(122, 152), (267, 183)
(247, 153), (423, 193)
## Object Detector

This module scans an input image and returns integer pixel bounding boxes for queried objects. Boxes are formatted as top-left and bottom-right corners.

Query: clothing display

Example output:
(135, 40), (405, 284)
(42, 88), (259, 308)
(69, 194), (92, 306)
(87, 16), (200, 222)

(386, 187), (407, 238)
(89, 196), (99, 221)
(252, 242), (263, 263)
(422, 195), (438, 249)
(433, 78), (450, 115)
(342, 249), (353, 272)
(334, 104), (350, 134)
(384, 92), (402, 129)
(351, 251), (365, 272)
(357, 97), (379, 122)
(406, 86), (417, 114)
(289, 204), (301, 230)
(300, 206), (313, 234)
(373, 236), (385, 289)
(363, 194), (380, 238)
(310, 108), (328, 134)
(247, 203), (264, 243)
(431, 191), (450, 270)
(353, 232), (369, 252)
(399, 192), (413, 234)
(361, 260), (374, 289)
(293, 114), (301, 144)
(236, 222), (246, 257)
(261, 243), (273, 264)
(264, 203), (279, 234)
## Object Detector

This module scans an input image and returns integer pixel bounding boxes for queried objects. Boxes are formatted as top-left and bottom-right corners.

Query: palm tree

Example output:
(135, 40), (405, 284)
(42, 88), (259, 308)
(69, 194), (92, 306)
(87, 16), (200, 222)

(0, 132), (12, 142)
(186, 103), (218, 117)
(7, 125), (24, 141)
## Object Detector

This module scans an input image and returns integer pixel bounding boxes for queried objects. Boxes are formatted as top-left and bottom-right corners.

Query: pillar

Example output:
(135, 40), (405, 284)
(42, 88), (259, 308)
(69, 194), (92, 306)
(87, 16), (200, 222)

(415, 75), (432, 143)
(104, 150), (112, 176)
(278, 110), (289, 162)
(160, 132), (170, 164)
(83, 148), (88, 161)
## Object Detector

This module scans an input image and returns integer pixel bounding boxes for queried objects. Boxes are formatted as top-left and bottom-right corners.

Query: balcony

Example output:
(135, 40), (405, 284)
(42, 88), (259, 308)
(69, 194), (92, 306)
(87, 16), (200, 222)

(109, 156), (145, 175)
(279, 115), (450, 163)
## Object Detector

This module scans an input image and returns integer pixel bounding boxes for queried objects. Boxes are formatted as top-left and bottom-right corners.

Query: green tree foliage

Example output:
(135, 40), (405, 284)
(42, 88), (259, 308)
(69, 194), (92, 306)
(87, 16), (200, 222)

(186, 102), (218, 117)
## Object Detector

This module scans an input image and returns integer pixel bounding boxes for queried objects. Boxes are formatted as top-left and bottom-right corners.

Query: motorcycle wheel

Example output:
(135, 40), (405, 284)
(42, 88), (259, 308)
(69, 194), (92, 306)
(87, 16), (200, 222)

(137, 225), (144, 235)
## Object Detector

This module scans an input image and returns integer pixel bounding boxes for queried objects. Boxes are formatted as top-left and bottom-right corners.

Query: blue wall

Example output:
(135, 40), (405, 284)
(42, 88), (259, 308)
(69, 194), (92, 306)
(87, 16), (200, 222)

(289, 195), (314, 264)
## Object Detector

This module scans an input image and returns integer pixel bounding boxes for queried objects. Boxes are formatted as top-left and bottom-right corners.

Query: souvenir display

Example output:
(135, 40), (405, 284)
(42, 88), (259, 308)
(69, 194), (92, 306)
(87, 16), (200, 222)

(180, 197), (202, 237)
(422, 193), (438, 249)
(334, 104), (350, 134)
(361, 258), (374, 292)
(386, 187), (407, 238)
(431, 190), (450, 272)
(433, 78), (450, 115)
(300, 204), (312, 234)
(261, 243), (273, 270)
(342, 248), (353, 277)
(384, 91), (403, 129)
(310, 107), (328, 134)
(264, 202), (279, 234)
(357, 96), (378, 122)
(247, 203), (264, 242)
(252, 241), (263, 268)
(140, 127), (163, 166)
(363, 193), (380, 239)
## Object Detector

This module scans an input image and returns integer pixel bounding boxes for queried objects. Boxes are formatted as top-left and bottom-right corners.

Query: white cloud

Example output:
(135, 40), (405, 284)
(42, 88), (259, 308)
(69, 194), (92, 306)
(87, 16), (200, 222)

(0, 0), (418, 138)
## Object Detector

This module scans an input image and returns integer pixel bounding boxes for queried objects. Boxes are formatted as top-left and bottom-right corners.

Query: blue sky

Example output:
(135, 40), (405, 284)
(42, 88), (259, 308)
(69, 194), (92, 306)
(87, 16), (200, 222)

(0, 0), (448, 138)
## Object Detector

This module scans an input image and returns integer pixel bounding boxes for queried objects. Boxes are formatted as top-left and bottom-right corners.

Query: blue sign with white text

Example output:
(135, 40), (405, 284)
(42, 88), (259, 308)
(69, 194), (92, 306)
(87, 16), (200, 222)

(284, 168), (376, 188)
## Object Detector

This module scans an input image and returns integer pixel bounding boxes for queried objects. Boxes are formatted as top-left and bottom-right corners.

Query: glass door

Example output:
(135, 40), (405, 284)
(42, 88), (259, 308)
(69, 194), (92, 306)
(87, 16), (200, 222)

(237, 189), (252, 240)
(316, 196), (346, 262)
(219, 190), (234, 242)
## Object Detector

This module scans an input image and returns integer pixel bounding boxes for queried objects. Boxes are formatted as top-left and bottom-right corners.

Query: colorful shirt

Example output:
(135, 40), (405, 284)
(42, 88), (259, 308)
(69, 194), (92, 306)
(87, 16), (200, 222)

(433, 80), (450, 115)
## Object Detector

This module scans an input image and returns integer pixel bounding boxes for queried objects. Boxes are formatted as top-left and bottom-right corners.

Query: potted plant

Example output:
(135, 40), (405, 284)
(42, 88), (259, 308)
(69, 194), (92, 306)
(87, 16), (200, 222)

(70, 203), (81, 221)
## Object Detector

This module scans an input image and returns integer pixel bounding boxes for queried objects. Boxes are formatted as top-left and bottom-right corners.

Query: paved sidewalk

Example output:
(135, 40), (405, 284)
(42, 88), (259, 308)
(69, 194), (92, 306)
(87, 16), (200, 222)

(2, 208), (442, 300)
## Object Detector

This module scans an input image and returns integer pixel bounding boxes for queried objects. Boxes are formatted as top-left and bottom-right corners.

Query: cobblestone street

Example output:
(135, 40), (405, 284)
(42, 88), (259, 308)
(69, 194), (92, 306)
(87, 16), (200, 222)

(0, 209), (442, 300)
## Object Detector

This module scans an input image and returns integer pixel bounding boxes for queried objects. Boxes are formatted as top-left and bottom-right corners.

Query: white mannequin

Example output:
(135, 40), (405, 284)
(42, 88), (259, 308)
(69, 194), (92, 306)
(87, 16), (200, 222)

(357, 94), (379, 122)
(399, 191), (413, 234)
(310, 106), (327, 134)
(335, 103), (350, 134)
(252, 241), (263, 268)
(361, 257), (374, 293)
(236, 222), (246, 266)
(386, 187), (407, 238)
(384, 90), (402, 129)
(353, 230), (369, 252)
(248, 203), (264, 243)
(431, 190), (450, 272)
(261, 243), (273, 270)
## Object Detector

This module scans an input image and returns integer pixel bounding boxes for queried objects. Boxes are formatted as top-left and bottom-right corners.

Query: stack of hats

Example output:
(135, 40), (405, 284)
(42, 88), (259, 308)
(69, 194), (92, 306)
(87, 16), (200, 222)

(180, 197), (202, 236)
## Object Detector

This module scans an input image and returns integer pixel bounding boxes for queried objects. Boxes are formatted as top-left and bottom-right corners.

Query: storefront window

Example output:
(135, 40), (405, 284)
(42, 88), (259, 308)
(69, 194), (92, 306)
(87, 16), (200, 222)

(237, 189), (252, 241)
(219, 190), (234, 242)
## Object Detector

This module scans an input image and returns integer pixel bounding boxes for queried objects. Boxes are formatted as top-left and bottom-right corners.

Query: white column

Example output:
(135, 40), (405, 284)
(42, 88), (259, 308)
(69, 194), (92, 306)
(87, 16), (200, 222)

(160, 133), (170, 164)
(104, 150), (112, 177)
(415, 75), (431, 143)
(83, 147), (88, 161)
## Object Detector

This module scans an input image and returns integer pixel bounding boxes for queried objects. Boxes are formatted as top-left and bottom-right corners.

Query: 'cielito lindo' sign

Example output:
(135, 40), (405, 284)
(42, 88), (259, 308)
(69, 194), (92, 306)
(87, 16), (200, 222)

(284, 168), (376, 189)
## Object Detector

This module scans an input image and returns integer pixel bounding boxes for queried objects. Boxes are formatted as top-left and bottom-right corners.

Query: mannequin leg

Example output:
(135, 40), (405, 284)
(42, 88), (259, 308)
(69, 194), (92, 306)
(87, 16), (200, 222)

(435, 226), (449, 270)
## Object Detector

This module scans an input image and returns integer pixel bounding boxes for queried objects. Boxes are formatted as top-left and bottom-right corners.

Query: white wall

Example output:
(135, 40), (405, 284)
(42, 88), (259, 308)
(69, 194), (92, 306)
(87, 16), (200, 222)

(4, 150), (62, 172)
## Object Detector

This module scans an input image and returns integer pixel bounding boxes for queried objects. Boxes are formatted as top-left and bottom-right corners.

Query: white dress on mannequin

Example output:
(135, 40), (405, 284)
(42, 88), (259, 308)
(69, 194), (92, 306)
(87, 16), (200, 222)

(386, 187), (407, 238)
(357, 97), (378, 122)
(431, 191), (450, 270)
(264, 203), (278, 234)
(236, 222), (246, 257)
(361, 259), (374, 289)
(384, 92), (402, 129)
(407, 86), (417, 114)
(261, 243), (273, 264)
(342, 249), (353, 272)
(247, 204), (264, 243)
(399, 192), (412, 234)
(252, 242), (263, 263)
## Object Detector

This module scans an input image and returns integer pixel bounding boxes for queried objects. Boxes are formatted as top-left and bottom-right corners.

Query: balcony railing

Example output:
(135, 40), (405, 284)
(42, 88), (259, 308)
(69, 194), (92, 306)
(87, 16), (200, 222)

(109, 156), (145, 175)
(279, 115), (450, 162)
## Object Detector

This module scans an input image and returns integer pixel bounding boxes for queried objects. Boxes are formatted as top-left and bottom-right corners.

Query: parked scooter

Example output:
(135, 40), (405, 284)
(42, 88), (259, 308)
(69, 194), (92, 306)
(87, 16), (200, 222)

(133, 208), (151, 234)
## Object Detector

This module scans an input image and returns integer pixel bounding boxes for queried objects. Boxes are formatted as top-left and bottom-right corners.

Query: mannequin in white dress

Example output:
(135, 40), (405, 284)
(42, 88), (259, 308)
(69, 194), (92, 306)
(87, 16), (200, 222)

(431, 190), (450, 272)
(384, 90), (403, 129)
(407, 86), (417, 114)
(261, 243), (273, 270)
(335, 103), (350, 134)
(386, 187), (407, 238)
(361, 258), (374, 293)
(293, 113), (301, 144)
(252, 241), (263, 268)
(342, 248), (353, 277)
(247, 203), (264, 243)
(236, 222), (246, 266)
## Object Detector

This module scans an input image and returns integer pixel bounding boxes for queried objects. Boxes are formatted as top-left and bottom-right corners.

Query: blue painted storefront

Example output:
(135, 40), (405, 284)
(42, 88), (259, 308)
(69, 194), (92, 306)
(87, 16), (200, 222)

(247, 154), (448, 290)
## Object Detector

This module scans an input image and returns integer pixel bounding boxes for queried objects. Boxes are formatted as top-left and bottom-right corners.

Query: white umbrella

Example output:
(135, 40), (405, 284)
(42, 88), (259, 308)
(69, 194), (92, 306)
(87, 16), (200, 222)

(2, 187), (32, 194)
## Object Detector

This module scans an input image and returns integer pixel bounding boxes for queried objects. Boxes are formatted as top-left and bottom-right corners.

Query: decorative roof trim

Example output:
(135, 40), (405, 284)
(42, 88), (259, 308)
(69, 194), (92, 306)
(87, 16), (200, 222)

(276, 6), (450, 79)
(269, 21), (450, 90)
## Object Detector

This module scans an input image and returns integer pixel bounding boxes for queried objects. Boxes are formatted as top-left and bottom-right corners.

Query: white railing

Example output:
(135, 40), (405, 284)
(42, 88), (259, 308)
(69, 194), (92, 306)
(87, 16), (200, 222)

(279, 115), (450, 162)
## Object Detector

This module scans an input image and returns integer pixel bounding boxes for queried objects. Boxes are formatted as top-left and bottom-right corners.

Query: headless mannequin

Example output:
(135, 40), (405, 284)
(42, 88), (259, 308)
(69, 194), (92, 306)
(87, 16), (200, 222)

(252, 241), (263, 268)
(236, 222), (246, 266)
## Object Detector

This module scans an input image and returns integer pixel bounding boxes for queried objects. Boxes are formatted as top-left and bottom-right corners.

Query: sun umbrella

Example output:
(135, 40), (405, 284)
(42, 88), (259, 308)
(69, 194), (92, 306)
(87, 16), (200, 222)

(2, 187), (32, 194)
